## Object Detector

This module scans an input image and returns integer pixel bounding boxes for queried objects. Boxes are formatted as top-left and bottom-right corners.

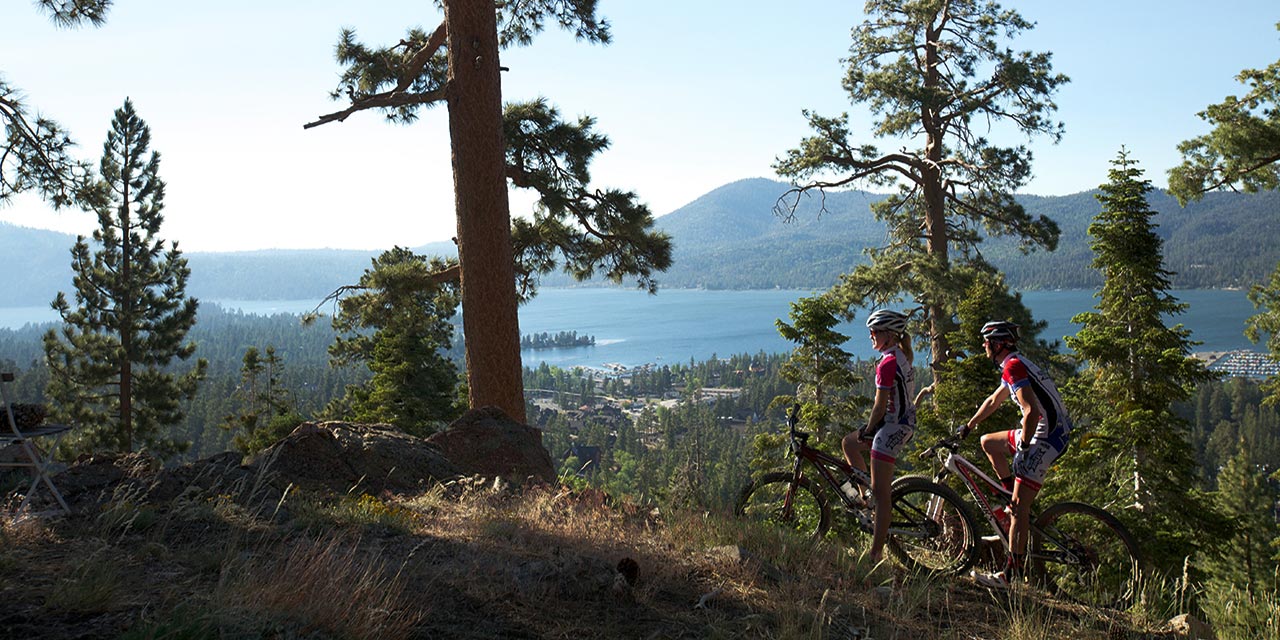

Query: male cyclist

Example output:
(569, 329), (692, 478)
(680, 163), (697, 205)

(959, 320), (1071, 588)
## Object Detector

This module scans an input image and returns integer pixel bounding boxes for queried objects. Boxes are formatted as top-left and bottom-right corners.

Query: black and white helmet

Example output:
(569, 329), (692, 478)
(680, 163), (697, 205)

(980, 320), (1020, 343)
(866, 309), (909, 334)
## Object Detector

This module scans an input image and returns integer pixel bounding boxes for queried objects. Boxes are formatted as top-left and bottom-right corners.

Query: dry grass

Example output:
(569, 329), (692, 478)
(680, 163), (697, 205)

(2, 472), (1174, 640)
(42, 541), (124, 613)
(211, 532), (424, 638)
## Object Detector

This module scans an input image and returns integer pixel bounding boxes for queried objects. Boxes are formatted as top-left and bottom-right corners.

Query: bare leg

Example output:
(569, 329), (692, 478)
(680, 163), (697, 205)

(1008, 479), (1040, 560)
(868, 456), (894, 562)
(842, 432), (870, 474)
(981, 431), (1012, 481)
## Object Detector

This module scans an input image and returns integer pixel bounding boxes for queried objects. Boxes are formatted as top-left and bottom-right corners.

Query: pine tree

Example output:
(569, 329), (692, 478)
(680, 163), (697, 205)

(322, 247), (462, 436)
(1063, 149), (1222, 570)
(1, 0), (111, 208)
(1204, 445), (1279, 591)
(1245, 274), (1280, 405)
(223, 345), (295, 453)
(43, 99), (206, 455)
(1169, 22), (1280, 201)
(773, 295), (867, 443)
(775, 0), (1067, 377)
(305, 2), (672, 423)
(1171, 22), (1280, 407)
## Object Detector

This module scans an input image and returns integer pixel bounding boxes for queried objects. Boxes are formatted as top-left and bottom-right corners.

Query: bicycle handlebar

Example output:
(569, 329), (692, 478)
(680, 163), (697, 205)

(918, 436), (962, 460)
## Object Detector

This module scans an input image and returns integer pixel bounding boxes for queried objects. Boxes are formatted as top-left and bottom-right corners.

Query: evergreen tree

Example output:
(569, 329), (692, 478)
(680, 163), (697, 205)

(775, 0), (1067, 378)
(1204, 445), (1279, 591)
(1245, 274), (1280, 405)
(1, 0), (111, 208)
(222, 345), (296, 453)
(773, 295), (867, 444)
(1171, 22), (1280, 406)
(321, 247), (462, 436)
(43, 99), (206, 455)
(305, 2), (671, 423)
(1169, 22), (1280, 201)
(1063, 149), (1221, 570)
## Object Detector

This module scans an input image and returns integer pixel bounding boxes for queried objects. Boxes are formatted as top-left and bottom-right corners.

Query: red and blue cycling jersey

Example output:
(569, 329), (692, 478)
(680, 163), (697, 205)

(1000, 351), (1070, 447)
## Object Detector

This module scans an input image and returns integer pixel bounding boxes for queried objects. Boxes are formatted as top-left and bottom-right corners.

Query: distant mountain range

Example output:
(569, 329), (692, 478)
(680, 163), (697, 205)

(643, 178), (1280, 291)
(2, 178), (1277, 307)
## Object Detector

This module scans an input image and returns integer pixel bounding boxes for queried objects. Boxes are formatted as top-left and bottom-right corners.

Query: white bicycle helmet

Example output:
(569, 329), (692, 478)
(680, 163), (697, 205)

(866, 309), (909, 334)
(979, 320), (1020, 343)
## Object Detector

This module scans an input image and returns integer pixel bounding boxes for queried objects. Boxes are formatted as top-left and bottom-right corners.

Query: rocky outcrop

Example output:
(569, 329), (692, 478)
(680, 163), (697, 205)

(14, 412), (555, 514)
(426, 406), (557, 484)
(248, 421), (464, 494)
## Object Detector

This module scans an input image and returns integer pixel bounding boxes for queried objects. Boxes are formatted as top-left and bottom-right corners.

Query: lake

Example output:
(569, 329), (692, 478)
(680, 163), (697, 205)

(513, 288), (1264, 369)
(0, 288), (1264, 370)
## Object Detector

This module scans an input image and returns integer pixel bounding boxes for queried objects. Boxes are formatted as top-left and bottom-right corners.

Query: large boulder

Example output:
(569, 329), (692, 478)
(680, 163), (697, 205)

(248, 421), (464, 494)
(426, 406), (556, 484)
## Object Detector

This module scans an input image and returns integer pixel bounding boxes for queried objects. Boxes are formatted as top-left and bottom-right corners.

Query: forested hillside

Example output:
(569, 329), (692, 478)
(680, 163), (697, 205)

(644, 178), (1280, 290)
(2, 179), (1275, 305)
(0, 229), (457, 306)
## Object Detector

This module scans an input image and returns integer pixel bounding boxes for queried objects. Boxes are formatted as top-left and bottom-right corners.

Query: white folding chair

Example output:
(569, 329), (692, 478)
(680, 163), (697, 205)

(1, 372), (70, 517)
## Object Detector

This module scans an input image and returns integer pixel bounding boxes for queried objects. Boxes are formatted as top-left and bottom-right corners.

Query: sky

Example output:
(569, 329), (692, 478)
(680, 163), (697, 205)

(1, 1), (1277, 252)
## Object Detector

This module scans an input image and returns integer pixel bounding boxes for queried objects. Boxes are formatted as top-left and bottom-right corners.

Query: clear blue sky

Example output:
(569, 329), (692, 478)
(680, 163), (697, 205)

(2, 1), (1277, 252)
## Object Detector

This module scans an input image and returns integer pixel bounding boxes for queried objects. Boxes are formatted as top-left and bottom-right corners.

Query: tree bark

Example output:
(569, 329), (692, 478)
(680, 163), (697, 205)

(120, 139), (133, 453)
(443, 0), (526, 423)
(921, 14), (952, 369)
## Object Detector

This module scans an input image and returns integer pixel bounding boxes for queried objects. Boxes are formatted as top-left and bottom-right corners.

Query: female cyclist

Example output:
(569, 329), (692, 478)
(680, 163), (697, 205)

(841, 309), (915, 562)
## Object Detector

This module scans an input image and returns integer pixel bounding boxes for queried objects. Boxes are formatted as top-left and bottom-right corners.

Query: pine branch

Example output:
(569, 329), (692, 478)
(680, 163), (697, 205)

(1, 95), (73, 191)
(303, 21), (448, 130)
(1202, 152), (1280, 194)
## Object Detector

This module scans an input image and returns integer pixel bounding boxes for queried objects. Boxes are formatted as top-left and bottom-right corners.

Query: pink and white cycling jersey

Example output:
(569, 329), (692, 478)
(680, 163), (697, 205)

(875, 346), (916, 428)
(999, 352), (1070, 442)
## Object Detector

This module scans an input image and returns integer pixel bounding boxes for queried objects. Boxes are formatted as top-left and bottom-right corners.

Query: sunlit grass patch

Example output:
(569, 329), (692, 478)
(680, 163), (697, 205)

(1200, 581), (1280, 640)
(291, 492), (419, 534)
(996, 590), (1057, 640)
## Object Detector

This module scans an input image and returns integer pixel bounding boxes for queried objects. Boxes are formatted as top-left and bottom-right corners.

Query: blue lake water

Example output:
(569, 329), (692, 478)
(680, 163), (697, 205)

(515, 288), (1263, 369)
(0, 289), (1263, 369)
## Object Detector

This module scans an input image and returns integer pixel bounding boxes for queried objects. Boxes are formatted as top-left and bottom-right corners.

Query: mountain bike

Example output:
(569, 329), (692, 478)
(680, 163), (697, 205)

(915, 435), (1141, 609)
(735, 405), (979, 575)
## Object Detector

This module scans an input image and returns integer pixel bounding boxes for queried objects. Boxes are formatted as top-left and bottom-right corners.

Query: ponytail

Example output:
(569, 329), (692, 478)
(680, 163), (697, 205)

(897, 332), (914, 366)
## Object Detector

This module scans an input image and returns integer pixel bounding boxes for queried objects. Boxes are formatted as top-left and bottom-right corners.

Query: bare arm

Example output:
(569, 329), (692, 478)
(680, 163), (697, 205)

(966, 385), (1010, 431)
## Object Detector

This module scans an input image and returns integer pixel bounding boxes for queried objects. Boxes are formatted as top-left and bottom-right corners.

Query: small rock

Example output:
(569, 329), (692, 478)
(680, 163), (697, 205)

(705, 545), (788, 582)
(1168, 613), (1216, 640)
(617, 557), (639, 586)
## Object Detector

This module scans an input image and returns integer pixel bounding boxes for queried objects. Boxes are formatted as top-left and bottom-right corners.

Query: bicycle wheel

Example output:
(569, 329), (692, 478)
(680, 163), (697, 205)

(735, 471), (831, 540)
(1032, 502), (1141, 610)
(885, 476), (979, 575)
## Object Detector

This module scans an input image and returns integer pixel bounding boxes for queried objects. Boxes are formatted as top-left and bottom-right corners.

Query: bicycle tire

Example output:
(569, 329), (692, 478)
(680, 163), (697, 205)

(885, 476), (979, 575)
(734, 471), (831, 540)
(1031, 501), (1141, 610)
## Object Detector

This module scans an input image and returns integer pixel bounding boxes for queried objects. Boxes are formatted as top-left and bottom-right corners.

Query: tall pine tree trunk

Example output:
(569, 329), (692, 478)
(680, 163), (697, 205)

(119, 157), (134, 453)
(443, 0), (526, 423)
(921, 19), (951, 368)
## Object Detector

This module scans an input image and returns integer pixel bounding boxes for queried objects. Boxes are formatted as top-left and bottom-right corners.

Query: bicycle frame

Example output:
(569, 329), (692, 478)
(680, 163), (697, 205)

(765, 403), (879, 526)
(931, 447), (1013, 546)
(923, 438), (1101, 568)
(785, 430), (867, 511)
